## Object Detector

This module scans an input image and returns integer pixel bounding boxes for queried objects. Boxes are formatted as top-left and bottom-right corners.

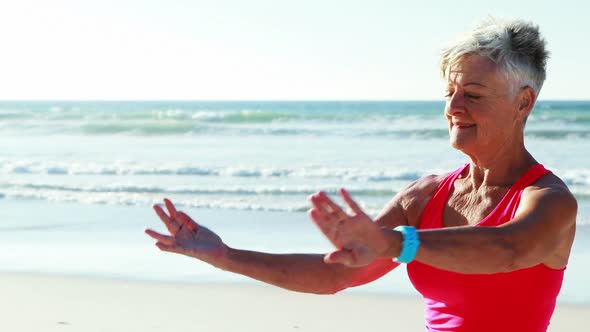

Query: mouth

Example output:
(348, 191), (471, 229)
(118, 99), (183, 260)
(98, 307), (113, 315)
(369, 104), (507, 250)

(452, 123), (476, 129)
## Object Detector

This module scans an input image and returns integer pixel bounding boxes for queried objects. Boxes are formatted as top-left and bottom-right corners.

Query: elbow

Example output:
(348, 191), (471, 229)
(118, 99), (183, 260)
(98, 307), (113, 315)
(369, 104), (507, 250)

(311, 288), (342, 295)
(309, 275), (352, 295)
(326, 283), (350, 295)
(505, 248), (542, 272)
(498, 233), (538, 273)
(311, 265), (365, 295)
(488, 230), (529, 273)
(503, 250), (527, 273)
(304, 286), (344, 295)
(311, 281), (349, 295)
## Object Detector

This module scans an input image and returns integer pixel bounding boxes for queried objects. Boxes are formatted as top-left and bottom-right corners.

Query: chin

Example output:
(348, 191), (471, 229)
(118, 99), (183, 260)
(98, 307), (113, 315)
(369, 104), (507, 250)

(449, 137), (474, 154)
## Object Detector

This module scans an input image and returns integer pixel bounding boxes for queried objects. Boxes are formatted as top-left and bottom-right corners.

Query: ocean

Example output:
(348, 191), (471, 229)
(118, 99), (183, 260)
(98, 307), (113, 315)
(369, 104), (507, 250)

(0, 100), (588, 303)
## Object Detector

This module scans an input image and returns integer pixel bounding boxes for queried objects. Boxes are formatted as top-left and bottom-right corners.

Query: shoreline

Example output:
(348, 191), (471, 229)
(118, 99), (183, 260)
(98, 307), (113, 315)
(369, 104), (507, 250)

(2, 272), (588, 332)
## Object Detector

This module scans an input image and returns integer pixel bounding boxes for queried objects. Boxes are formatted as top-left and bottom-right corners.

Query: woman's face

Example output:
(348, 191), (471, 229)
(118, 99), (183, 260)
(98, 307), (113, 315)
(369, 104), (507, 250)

(444, 55), (525, 157)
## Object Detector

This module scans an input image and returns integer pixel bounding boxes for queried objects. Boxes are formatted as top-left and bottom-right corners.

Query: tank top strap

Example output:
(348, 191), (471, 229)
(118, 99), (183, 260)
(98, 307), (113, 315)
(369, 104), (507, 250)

(418, 163), (469, 229)
(477, 164), (552, 225)
(418, 164), (552, 229)
(509, 164), (552, 191)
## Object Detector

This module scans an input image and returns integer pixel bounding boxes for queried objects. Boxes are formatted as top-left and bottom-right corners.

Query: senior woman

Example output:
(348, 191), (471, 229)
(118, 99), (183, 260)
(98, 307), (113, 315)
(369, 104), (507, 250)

(145, 18), (577, 332)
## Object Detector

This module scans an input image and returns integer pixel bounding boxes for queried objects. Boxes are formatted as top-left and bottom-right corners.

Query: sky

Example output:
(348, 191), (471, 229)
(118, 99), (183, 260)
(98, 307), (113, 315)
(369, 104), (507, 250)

(0, 0), (588, 100)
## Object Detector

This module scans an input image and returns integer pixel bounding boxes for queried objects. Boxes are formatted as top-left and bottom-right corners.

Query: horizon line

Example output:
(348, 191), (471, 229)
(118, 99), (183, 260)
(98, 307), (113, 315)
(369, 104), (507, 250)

(0, 98), (588, 103)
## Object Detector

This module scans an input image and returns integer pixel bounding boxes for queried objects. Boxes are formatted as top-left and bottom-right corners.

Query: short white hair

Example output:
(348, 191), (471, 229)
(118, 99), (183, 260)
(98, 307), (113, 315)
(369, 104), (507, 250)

(440, 17), (549, 97)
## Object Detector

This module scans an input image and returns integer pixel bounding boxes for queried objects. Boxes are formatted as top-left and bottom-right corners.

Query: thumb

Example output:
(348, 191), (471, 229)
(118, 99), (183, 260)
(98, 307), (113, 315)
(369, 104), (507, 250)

(324, 249), (355, 265)
(156, 242), (184, 254)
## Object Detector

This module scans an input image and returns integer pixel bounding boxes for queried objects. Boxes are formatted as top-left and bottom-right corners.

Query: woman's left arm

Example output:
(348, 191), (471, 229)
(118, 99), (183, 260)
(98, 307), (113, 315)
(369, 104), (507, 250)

(311, 185), (577, 274)
(414, 184), (577, 273)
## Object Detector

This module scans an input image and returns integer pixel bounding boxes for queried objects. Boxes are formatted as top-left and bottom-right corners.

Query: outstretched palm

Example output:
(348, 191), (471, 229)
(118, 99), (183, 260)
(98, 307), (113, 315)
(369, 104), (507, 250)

(309, 189), (390, 267)
(145, 199), (227, 266)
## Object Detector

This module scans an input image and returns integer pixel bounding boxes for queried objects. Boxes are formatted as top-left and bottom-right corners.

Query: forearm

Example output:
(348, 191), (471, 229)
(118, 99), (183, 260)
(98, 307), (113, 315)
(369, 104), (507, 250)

(415, 227), (520, 273)
(219, 248), (357, 294)
(381, 226), (520, 274)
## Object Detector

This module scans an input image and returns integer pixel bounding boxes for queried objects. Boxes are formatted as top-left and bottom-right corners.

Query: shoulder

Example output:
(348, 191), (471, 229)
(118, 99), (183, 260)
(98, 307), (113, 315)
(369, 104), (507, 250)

(401, 173), (446, 202)
(521, 172), (578, 217)
(375, 173), (448, 228)
(512, 172), (577, 268)
(399, 173), (449, 226)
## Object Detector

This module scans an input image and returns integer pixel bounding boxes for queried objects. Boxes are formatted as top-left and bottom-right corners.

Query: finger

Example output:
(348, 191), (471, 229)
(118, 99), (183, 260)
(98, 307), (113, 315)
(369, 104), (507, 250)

(311, 192), (348, 221)
(164, 198), (178, 220)
(339, 188), (364, 216)
(155, 242), (184, 254)
(145, 229), (176, 246)
(324, 249), (354, 265)
(153, 204), (181, 234)
(178, 211), (199, 232)
(308, 194), (329, 220)
(308, 208), (340, 247)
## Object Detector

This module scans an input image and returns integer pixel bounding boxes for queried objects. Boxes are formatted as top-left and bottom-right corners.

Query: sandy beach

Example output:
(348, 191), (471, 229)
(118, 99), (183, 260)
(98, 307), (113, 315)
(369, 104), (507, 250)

(1, 273), (586, 332)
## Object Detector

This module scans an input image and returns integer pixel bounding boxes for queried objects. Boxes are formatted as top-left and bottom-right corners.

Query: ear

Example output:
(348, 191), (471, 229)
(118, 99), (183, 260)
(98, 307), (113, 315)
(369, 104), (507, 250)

(516, 86), (536, 119)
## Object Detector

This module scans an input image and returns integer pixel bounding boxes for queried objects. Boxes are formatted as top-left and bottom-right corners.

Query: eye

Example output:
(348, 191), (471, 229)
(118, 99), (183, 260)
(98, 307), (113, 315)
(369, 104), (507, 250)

(465, 93), (481, 100)
(444, 91), (454, 98)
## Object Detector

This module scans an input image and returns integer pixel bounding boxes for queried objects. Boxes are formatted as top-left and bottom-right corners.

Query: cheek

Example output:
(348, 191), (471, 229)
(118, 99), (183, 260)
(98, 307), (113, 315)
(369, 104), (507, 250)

(444, 107), (454, 126)
(477, 116), (512, 142)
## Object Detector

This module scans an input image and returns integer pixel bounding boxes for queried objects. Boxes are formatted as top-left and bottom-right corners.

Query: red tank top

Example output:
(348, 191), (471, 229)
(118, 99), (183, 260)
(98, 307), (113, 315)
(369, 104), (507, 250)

(407, 164), (565, 332)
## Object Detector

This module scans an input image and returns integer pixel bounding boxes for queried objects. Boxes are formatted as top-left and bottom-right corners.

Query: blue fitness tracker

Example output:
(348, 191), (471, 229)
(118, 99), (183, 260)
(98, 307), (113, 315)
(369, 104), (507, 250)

(394, 226), (420, 263)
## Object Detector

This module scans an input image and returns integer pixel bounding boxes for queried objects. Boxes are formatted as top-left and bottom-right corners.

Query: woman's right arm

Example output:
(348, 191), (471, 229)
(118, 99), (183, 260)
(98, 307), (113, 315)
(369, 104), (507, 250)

(220, 249), (398, 294)
(145, 187), (418, 295)
(220, 182), (430, 294)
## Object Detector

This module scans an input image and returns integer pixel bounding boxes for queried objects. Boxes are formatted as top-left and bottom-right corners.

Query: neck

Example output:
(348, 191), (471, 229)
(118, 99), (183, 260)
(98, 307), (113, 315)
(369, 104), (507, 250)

(462, 140), (537, 188)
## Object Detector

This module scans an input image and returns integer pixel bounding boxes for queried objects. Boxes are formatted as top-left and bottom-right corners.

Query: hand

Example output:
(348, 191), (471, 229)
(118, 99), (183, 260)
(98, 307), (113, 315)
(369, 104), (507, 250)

(308, 189), (393, 267)
(145, 198), (228, 267)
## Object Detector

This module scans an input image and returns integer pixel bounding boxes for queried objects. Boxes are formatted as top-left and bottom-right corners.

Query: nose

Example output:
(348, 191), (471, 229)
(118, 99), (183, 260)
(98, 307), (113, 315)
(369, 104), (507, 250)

(445, 91), (466, 117)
